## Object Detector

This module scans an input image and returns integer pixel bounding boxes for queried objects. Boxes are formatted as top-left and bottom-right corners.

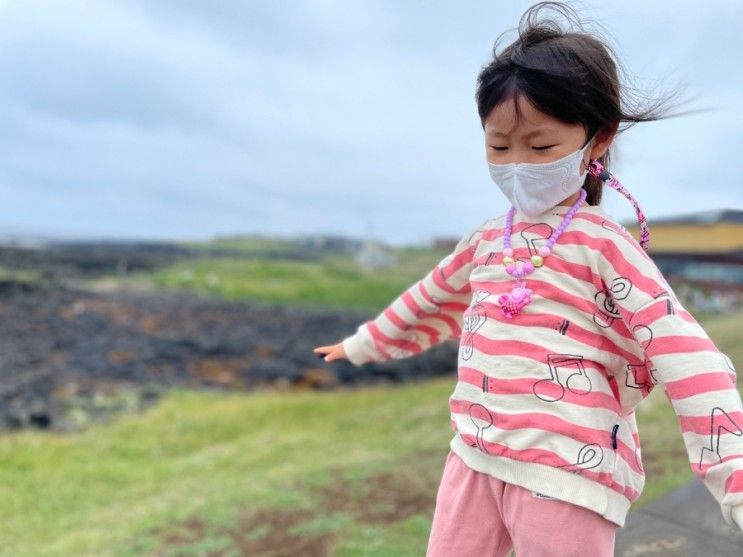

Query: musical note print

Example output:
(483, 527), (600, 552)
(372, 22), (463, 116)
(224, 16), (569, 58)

(651, 290), (676, 315)
(625, 363), (657, 395)
(720, 352), (735, 375)
(593, 277), (632, 328)
(625, 324), (659, 393)
(461, 290), (491, 361)
(521, 222), (554, 255)
(467, 402), (494, 454)
(466, 226), (485, 245)
(608, 276), (632, 298)
(495, 222), (554, 273)
(558, 443), (605, 474)
(698, 407), (743, 471)
(601, 219), (632, 240)
(722, 353), (736, 374)
(533, 353), (592, 402)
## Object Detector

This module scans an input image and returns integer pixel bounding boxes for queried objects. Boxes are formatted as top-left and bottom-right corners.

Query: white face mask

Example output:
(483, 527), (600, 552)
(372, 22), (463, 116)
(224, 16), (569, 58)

(488, 139), (594, 217)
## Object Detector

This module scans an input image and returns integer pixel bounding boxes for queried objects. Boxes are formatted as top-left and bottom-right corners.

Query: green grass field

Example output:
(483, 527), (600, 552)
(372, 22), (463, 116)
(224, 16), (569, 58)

(3, 241), (741, 555)
(124, 247), (451, 314)
(0, 379), (463, 556)
(1, 306), (741, 556)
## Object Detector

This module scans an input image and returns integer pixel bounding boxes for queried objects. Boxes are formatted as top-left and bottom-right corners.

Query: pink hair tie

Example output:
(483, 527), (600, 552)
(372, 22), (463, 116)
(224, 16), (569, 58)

(587, 160), (650, 252)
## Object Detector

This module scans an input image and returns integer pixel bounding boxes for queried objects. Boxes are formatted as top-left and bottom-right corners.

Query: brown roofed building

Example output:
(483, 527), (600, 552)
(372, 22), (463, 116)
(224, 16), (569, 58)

(622, 208), (743, 302)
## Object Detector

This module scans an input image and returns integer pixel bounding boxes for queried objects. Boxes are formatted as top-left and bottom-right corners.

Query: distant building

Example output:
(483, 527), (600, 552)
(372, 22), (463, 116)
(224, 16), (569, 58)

(622, 208), (743, 291)
(355, 237), (397, 268)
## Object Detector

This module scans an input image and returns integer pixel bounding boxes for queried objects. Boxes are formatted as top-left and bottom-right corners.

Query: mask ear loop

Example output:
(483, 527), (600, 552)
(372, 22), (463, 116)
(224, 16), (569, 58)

(587, 159), (650, 252)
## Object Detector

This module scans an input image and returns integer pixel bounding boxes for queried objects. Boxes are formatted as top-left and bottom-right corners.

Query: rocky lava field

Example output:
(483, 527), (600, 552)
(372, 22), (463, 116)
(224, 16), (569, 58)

(0, 242), (458, 432)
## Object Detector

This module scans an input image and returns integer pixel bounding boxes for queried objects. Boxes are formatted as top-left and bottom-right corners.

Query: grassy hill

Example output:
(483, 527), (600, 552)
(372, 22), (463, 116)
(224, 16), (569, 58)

(111, 242), (450, 314)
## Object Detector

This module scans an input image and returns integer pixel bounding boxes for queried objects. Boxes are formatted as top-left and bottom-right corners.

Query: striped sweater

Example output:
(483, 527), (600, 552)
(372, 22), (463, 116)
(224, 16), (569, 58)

(341, 202), (743, 529)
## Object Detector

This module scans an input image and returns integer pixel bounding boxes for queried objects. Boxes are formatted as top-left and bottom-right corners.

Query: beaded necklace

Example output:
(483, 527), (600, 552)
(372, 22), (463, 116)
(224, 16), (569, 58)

(496, 187), (587, 319)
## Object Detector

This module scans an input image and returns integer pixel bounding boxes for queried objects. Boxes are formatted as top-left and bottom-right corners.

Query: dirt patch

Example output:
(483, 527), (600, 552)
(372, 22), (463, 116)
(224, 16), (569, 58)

(147, 507), (333, 557)
(303, 463), (439, 525)
(144, 452), (446, 556)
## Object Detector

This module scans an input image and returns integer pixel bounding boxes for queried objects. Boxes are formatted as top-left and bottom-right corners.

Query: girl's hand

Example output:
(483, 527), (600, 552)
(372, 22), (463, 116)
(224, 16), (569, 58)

(313, 342), (348, 363)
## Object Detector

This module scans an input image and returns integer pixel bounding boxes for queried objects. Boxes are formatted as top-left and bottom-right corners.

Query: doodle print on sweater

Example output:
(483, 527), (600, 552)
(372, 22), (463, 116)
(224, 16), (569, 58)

(342, 203), (743, 529)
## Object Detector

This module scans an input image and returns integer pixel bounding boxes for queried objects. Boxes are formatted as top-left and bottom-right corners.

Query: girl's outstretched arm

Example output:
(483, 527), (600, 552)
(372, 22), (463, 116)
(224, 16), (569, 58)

(596, 225), (743, 532)
(340, 218), (491, 366)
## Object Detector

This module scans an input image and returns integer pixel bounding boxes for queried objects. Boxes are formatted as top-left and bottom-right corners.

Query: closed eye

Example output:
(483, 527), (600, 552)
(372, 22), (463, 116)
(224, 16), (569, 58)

(533, 145), (557, 151)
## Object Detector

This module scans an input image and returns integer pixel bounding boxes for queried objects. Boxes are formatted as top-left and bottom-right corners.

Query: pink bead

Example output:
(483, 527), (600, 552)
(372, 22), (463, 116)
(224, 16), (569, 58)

(522, 261), (534, 274)
(503, 247), (514, 257)
(506, 264), (516, 274)
(539, 246), (551, 257)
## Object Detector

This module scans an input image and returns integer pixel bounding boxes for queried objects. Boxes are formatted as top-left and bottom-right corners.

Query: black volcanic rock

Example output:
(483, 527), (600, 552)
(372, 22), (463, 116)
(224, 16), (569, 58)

(0, 286), (459, 432)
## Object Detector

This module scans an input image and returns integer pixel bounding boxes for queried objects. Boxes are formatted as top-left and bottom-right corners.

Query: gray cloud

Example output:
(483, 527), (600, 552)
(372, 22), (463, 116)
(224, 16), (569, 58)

(0, 0), (740, 243)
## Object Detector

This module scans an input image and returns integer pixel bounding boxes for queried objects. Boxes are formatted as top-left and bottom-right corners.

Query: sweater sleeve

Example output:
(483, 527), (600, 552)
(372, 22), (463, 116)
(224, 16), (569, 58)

(596, 227), (743, 530)
(341, 218), (489, 366)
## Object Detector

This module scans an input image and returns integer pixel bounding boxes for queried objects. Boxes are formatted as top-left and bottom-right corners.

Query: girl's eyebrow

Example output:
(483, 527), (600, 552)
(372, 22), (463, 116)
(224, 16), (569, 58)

(487, 127), (557, 138)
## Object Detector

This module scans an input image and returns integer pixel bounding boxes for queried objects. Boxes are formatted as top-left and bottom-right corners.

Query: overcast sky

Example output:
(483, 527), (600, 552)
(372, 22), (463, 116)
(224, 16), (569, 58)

(0, 0), (741, 245)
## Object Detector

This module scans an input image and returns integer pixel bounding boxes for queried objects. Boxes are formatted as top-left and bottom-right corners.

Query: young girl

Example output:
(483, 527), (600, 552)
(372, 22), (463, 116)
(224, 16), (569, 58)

(313, 2), (743, 555)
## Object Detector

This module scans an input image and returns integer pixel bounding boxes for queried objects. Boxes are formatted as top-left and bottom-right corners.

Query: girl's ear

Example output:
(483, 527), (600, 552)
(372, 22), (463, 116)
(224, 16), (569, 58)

(590, 121), (620, 160)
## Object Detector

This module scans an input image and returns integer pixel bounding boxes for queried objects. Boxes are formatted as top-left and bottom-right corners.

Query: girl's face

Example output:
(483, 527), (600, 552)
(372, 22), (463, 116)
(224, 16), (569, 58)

(484, 94), (612, 207)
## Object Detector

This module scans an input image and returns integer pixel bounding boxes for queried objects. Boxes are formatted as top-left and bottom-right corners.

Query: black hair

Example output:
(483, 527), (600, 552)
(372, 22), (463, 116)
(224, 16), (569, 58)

(475, 1), (694, 205)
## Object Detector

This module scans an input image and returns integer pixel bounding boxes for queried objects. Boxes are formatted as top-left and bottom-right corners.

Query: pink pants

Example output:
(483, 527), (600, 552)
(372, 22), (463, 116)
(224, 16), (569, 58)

(426, 450), (617, 557)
